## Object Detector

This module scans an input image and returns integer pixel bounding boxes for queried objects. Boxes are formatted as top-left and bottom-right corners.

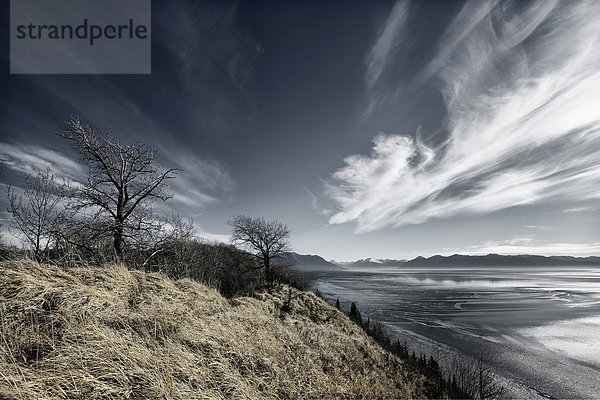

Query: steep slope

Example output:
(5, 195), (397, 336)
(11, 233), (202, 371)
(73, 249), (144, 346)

(0, 261), (428, 399)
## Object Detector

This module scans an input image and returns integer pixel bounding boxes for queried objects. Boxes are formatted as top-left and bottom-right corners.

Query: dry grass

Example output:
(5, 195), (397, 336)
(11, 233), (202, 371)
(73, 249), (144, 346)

(0, 260), (429, 399)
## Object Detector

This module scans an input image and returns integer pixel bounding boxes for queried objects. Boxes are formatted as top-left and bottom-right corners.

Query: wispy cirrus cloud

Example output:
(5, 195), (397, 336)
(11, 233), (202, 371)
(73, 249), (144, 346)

(412, 0), (500, 89)
(461, 239), (600, 257)
(155, 0), (262, 136)
(164, 149), (236, 211)
(0, 141), (84, 182)
(364, 0), (411, 115)
(302, 185), (331, 216)
(562, 207), (593, 214)
(328, 1), (600, 232)
(0, 139), (234, 213)
(525, 225), (556, 231)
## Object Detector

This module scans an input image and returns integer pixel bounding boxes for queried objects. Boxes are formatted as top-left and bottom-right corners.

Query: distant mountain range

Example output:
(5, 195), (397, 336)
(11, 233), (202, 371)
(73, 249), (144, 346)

(404, 254), (600, 266)
(351, 258), (406, 267)
(280, 252), (600, 268)
(278, 252), (338, 268)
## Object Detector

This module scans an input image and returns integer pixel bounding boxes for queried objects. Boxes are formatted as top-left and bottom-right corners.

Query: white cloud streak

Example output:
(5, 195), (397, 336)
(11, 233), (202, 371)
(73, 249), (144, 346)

(328, 1), (600, 232)
(302, 185), (331, 216)
(525, 225), (556, 231)
(0, 140), (234, 214)
(563, 207), (593, 214)
(0, 142), (84, 183)
(412, 0), (500, 89)
(155, 1), (262, 134)
(462, 239), (600, 257)
(160, 147), (236, 211)
(364, 0), (410, 115)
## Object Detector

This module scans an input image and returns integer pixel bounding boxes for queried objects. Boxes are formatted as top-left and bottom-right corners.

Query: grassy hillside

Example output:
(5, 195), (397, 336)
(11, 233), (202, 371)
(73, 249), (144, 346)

(0, 261), (429, 399)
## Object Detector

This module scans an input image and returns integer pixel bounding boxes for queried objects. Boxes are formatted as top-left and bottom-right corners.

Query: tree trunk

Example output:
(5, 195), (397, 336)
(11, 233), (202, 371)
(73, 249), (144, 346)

(34, 234), (42, 263)
(264, 256), (271, 285)
(113, 224), (123, 261)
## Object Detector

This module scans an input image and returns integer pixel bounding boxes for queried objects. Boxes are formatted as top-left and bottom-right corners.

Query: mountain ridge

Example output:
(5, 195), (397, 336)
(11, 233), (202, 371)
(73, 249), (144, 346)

(278, 252), (337, 268)
(404, 253), (600, 266)
(351, 258), (406, 267)
(289, 252), (600, 267)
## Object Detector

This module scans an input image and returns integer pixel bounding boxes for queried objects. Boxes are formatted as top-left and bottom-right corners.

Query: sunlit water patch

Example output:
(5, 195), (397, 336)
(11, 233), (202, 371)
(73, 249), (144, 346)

(307, 265), (600, 398)
(518, 315), (600, 369)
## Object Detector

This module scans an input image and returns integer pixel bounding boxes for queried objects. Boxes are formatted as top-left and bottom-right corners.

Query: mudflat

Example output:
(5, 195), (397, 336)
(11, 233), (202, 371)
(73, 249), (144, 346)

(309, 265), (600, 399)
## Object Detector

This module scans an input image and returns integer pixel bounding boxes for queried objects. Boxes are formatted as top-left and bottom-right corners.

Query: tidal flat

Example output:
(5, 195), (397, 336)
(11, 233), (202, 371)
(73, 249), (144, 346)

(308, 265), (600, 399)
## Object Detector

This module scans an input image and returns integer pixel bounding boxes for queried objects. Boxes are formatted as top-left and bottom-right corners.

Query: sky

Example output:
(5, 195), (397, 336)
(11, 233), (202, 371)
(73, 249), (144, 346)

(1, 0), (599, 261)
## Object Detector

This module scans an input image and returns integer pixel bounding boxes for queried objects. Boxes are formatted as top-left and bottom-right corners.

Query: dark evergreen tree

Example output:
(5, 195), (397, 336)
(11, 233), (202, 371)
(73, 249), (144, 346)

(348, 302), (362, 325)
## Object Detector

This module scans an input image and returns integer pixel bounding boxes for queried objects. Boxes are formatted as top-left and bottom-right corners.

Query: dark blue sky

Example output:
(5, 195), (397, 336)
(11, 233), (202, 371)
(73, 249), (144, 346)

(1, 0), (599, 260)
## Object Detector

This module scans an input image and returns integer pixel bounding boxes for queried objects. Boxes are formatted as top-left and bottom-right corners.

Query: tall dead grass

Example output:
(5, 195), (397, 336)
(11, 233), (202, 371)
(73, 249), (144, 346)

(0, 260), (429, 399)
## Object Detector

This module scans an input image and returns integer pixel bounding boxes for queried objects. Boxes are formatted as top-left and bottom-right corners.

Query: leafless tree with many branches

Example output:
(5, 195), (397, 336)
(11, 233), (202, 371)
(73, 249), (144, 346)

(228, 215), (291, 285)
(59, 116), (178, 260)
(7, 168), (66, 262)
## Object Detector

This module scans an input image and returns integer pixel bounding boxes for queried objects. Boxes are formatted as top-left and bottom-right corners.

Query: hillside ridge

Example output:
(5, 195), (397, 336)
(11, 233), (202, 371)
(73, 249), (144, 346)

(0, 260), (428, 399)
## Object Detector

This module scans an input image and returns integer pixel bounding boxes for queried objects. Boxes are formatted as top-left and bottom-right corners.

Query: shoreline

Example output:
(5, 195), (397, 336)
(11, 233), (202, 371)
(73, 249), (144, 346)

(382, 315), (600, 399)
(385, 324), (552, 399)
(309, 267), (600, 399)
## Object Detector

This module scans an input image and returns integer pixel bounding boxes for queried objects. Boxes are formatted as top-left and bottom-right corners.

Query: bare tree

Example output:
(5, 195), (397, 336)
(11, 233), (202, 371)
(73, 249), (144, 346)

(7, 168), (66, 262)
(227, 215), (291, 285)
(448, 345), (505, 399)
(59, 116), (178, 260)
(54, 209), (115, 266)
(475, 346), (505, 399)
(139, 213), (196, 272)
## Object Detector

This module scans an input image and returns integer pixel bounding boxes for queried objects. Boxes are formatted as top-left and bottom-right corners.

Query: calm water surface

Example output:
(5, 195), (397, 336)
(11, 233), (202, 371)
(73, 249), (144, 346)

(307, 265), (600, 399)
